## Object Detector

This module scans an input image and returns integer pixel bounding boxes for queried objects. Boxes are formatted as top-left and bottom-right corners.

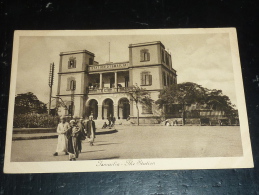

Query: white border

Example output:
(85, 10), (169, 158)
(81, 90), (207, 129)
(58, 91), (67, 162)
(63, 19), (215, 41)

(4, 28), (254, 173)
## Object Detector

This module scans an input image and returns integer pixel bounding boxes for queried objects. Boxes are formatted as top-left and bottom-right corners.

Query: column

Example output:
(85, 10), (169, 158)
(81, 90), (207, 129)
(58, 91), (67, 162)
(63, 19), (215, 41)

(98, 105), (103, 120)
(99, 73), (103, 89)
(114, 71), (118, 92)
(114, 104), (118, 119)
(130, 99), (134, 116)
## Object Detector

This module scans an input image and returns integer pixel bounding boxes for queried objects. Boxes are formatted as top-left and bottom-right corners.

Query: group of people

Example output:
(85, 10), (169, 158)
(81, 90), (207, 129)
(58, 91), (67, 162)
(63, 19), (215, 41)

(53, 116), (96, 161)
(102, 115), (116, 129)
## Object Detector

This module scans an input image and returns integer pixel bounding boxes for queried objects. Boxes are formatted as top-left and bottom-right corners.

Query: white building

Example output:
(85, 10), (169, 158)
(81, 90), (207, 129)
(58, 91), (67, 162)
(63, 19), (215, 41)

(56, 41), (177, 123)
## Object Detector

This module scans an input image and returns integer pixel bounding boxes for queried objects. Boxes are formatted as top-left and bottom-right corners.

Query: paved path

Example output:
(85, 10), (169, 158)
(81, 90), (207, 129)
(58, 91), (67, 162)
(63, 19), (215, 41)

(10, 125), (243, 162)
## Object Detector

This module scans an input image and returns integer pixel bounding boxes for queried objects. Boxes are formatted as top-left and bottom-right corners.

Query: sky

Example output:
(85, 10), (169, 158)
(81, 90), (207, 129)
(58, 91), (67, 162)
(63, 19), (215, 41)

(15, 32), (237, 106)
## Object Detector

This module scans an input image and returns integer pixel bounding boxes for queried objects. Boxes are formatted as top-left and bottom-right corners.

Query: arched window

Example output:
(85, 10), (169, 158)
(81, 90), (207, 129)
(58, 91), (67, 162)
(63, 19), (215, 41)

(140, 49), (150, 62)
(68, 56), (76, 69)
(140, 71), (152, 86)
(70, 80), (76, 90)
(67, 77), (76, 91)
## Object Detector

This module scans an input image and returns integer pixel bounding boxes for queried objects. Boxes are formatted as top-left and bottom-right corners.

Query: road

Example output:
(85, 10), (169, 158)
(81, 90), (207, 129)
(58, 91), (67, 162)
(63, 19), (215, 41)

(10, 125), (243, 162)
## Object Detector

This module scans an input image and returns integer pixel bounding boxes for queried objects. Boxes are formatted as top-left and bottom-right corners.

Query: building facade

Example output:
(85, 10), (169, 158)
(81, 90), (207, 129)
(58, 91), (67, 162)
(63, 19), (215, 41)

(56, 41), (177, 123)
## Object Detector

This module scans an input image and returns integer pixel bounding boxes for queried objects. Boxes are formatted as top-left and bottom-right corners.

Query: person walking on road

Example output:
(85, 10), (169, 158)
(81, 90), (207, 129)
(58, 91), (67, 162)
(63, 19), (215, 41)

(53, 117), (69, 156)
(77, 118), (86, 153)
(85, 116), (96, 146)
(67, 120), (81, 161)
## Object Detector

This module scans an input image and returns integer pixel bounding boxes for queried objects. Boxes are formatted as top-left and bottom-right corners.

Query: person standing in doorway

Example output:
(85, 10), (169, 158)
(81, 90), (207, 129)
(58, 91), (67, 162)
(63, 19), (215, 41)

(108, 114), (112, 127)
(53, 117), (69, 156)
(85, 116), (96, 146)
(112, 116), (116, 127)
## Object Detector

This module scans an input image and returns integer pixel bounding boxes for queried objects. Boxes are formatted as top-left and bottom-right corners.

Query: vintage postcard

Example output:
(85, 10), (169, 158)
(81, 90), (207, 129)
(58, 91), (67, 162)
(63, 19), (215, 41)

(4, 29), (253, 173)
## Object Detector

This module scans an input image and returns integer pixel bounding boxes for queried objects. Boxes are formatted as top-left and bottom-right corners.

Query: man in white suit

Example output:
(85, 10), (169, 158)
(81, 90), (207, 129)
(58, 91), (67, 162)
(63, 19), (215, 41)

(53, 117), (69, 156)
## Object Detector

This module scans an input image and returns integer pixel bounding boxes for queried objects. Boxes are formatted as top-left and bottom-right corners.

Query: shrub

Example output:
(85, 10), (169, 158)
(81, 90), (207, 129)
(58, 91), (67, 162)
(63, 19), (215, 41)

(13, 114), (60, 128)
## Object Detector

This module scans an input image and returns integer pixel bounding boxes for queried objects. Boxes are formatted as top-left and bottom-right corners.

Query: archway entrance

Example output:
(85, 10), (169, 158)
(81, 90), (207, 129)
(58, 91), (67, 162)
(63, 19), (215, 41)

(118, 98), (130, 119)
(87, 99), (98, 119)
(103, 98), (114, 119)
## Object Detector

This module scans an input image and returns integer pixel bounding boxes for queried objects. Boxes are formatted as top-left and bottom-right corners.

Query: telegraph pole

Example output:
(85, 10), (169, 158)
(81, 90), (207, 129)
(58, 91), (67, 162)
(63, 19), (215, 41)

(71, 86), (75, 119)
(48, 63), (55, 115)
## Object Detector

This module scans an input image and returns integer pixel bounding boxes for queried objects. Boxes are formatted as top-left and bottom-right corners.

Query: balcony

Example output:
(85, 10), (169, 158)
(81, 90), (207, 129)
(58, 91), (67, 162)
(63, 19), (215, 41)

(88, 87), (129, 94)
(89, 62), (129, 72)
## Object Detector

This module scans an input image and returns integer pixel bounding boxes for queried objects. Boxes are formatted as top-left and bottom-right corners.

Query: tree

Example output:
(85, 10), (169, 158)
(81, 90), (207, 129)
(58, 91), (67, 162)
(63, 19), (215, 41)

(156, 82), (238, 124)
(14, 92), (47, 115)
(205, 89), (237, 118)
(126, 84), (153, 125)
(156, 82), (207, 125)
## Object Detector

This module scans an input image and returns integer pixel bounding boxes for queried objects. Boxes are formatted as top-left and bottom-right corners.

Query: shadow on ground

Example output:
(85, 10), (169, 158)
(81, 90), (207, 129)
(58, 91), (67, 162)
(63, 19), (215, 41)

(96, 129), (118, 135)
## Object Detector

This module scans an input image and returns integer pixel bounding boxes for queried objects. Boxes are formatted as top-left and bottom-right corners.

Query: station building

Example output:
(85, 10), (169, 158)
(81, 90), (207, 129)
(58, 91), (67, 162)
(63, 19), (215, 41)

(56, 41), (177, 123)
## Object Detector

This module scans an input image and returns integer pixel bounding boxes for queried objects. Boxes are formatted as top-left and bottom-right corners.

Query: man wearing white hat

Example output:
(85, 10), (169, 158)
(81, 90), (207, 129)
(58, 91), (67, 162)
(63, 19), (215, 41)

(53, 116), (69, 156)
(85, 115), (96, 146)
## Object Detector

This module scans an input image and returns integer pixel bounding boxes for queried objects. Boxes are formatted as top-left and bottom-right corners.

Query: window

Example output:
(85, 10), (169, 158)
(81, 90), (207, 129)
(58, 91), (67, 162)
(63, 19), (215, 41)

(162, 50), (165, 63)
(163, 72), (166, 86)
(141, 71), (152, 86)
(67, 77), (76, 91)
(142, 104), (153, 114)
(68, 56), (76, 69)
(140, 49), (150, 62)
(125, 76), (129, 87)
(167, 74), (170, 86)
(165, 54), (169, 66)
(89, 58), (93, 65)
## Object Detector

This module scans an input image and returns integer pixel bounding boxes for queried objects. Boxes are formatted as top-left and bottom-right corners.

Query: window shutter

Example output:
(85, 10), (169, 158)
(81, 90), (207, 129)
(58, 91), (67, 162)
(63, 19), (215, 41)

(140, 51), (144, 61)
(149, 75), (152, 85)
(141, 72), (144, 85)
(147, 52), (150, 61)
(67, 78), (70, 90)
(73, 80), (76, 90)
(74, 60), (76, 68)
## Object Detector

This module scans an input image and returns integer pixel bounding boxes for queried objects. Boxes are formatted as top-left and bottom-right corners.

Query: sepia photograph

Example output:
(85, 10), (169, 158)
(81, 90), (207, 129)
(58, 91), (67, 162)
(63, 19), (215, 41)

(4, 29), (253, 173)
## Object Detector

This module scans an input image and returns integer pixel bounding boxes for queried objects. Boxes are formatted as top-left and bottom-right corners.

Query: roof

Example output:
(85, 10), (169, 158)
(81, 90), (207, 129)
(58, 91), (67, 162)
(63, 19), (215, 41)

(129, 41), (165, 49)
(60, 50), (95, 57)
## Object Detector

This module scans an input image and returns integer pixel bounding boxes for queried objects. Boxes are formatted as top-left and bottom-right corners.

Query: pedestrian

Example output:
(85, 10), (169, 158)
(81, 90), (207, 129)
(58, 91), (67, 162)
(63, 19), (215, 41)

(53, 117), (69, 156)
(85, 116), (96, 146)
(77, 118), (86, 153)
(67, 120), (81, 161)
(108, 114), (112, 127)
(112, 116), (116, 126)
(165, 120), (170, 126)
(102, 122), (108, 129)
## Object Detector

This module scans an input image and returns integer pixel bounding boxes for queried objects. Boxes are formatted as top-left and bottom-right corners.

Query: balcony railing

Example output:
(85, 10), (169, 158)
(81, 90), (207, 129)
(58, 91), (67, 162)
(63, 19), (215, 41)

(88, 87), (130, 94)
(89, 62), (129, 72)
